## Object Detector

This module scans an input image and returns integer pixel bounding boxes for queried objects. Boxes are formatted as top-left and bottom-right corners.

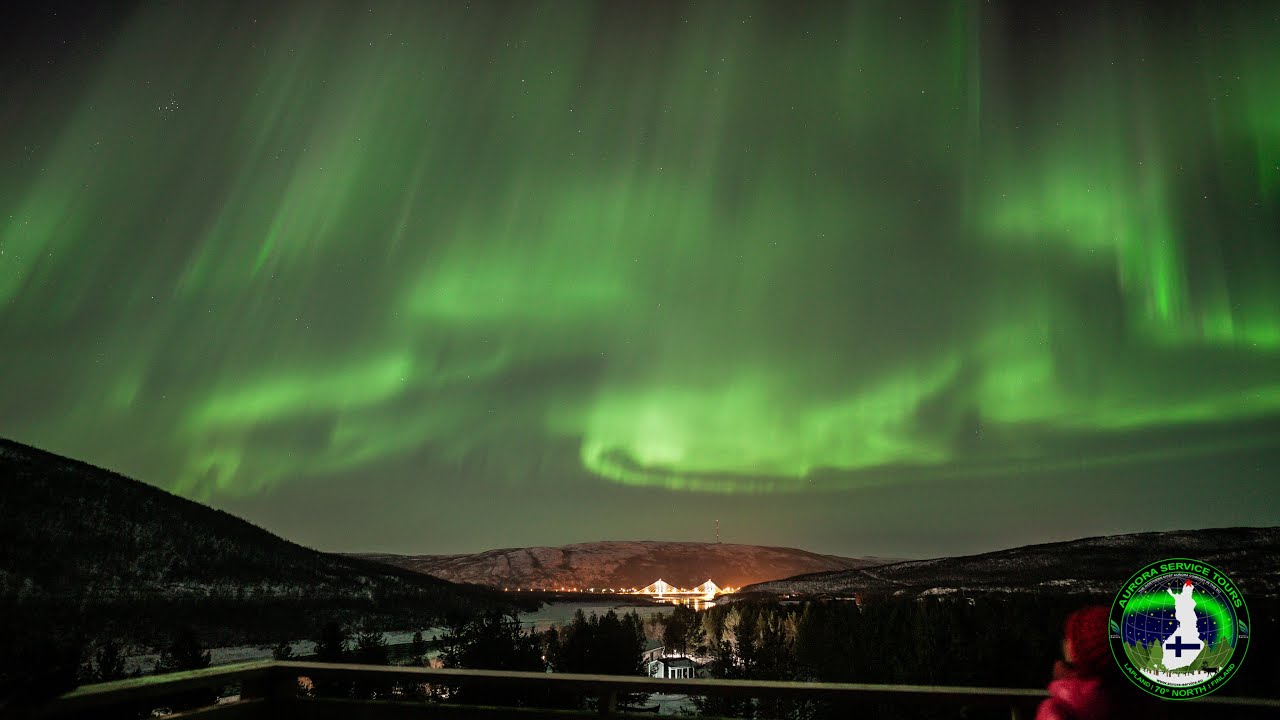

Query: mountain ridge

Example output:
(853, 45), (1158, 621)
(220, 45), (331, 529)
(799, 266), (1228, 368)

(356, 540), (901, 589)
(740, 525), (1280, 598)
(0, 437), (503, 644)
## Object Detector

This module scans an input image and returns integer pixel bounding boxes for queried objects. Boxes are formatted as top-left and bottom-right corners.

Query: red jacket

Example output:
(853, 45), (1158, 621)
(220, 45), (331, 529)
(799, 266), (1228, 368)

(1036, 662), (1159, 720)
(1036, 672), (1114, 720)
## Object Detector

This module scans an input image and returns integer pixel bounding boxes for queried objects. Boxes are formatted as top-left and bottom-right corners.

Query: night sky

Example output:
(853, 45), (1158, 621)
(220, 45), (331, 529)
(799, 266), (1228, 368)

(2, 1), (1278, 558)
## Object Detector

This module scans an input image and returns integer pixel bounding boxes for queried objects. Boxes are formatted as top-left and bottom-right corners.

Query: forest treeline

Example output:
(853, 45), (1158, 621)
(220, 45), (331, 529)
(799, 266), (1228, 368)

(6, 593), (1275, 718)
(680, 595), (1278, 719)
(357, 594), (1279, 719)
(269, 593), (1280, 719)
(0, 590), (531, 713)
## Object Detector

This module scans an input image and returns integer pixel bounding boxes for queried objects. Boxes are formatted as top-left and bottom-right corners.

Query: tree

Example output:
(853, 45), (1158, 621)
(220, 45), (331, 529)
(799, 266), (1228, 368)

(663, 606), (691, 657)
(152, 629), (215, 711)
(313, 621), (348, 663)
(645, 613), (666, 642)
(352, 622), (389, 666)
(271, 640), (293, 661)
(442, 610), (544, 672)
(542, 610), (645, 710)
(694, 636), (749, 718)
(597, 610), (644, 676)
(442, 610), (552, 707)
(310, 621), (350, 699)
(553, 610), (644, 676)
(408, 630), (427, 667)
(732, 607), (758, 678)
(351, 621), (390, 699)
(660, 602), (711, 661)
(721, 606), (742, 655)
(553, 610), (593, 673)
(539, 628), (561, 669)
(1144, 638), (1165, 671)
(89, 640), (129, 683)
(153, 628), (211, 675)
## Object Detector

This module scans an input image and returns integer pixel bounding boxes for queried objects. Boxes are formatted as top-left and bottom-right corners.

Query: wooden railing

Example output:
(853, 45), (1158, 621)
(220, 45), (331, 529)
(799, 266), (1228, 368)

(31, 660), (1280, 719)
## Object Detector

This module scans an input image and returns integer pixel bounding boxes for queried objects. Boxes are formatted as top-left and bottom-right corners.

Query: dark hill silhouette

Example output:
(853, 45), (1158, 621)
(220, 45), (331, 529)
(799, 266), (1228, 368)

(742, 526), (1280, 599)
(0, 437), (505, 646)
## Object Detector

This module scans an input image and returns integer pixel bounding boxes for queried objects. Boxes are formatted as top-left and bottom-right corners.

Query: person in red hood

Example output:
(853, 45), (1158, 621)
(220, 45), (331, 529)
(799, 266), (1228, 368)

(1037, 606), (1162, 720)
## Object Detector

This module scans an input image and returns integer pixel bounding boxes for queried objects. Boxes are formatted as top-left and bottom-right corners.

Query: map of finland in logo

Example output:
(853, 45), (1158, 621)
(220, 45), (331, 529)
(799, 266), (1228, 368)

(1111, 559), (1249, 698)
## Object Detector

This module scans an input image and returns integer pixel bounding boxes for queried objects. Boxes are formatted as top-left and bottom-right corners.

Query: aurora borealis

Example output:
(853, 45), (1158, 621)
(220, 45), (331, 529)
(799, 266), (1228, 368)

(1, 1), (1278, 556)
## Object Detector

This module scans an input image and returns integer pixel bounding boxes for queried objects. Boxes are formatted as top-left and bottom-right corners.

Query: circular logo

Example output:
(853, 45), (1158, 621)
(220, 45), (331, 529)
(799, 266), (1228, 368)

(1109, 558), (1250, 699)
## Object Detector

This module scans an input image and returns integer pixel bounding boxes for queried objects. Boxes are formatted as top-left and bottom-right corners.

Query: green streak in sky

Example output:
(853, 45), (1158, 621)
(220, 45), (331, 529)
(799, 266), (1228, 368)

(189, 354), (414, 430)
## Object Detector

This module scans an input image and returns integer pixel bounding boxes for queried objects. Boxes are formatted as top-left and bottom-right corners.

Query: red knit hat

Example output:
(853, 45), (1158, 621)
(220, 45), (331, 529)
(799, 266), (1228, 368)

(1065, 605), (1112, 675)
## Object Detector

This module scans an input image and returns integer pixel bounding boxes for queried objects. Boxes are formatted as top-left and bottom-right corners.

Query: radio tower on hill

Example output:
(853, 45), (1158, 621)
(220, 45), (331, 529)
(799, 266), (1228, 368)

(715, 519), (721, 544)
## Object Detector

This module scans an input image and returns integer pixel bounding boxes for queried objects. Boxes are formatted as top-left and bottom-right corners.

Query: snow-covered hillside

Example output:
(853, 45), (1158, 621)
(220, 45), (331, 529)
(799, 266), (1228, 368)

(741, 526), (1280, 599)
(359, 541), (900, 589)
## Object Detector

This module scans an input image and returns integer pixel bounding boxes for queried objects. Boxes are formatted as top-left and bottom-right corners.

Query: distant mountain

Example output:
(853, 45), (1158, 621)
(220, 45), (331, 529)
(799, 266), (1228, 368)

(742, 526), (1280, 599)
(0, 438), (503, 644)
(357, 541), (899, 590)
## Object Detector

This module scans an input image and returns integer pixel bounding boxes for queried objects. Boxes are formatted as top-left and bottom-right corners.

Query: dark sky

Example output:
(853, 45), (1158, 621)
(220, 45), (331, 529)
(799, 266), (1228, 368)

(1, 1), (1278, 558)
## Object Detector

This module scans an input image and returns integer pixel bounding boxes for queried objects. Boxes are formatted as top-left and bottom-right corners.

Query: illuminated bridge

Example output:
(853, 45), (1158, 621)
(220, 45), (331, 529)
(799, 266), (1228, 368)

(630, 579), (736, 601)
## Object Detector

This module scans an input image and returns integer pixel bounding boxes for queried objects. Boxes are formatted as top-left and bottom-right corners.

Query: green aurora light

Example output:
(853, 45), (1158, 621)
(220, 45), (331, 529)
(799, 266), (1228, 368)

(1122, 591), (1235, 648)
(0, 1), (1277, 552)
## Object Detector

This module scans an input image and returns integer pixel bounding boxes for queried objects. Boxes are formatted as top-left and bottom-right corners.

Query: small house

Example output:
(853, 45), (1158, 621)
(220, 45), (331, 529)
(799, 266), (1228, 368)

(648, 656), (697, 679)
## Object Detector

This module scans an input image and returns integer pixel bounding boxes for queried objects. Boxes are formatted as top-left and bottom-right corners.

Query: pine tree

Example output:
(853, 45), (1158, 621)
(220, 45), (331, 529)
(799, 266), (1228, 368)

(313, 621), (348, 663)
(352, 622), (389, 666)
(153, 629), (211, 675)
(555, 610), (593, 673)
(311, 621), (350, 699)
(663, 604), (701, 657)
(721, 606), (741, 654)
(539, 628), (561, 670)
(152, 629), (215, 711)
(409, 630), (427, 666)
(440, 610), (548, 706)
(271, 639), (293, 661)
(1144, 638), (1165, 671)
(90, 640), (128, 683)
(732, 608), (758, 678)
(351, 621), (390, 699)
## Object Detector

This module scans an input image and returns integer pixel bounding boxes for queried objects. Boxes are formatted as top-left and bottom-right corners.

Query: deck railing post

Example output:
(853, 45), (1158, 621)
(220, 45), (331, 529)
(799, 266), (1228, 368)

(240, 665), (298, 710)
(598, 689), (618, 715)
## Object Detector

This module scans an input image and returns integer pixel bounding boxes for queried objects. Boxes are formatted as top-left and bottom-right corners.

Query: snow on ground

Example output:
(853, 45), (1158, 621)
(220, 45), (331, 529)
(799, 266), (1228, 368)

(125, 640), (315, 675)
(644, 693), (698, 715)
(124, 627), (449, 674)
(125, 601), (665, 674)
